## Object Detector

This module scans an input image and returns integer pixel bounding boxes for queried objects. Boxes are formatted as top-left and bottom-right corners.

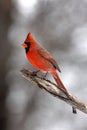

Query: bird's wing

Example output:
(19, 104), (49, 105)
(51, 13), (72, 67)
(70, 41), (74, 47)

(37, 47), (61, 72)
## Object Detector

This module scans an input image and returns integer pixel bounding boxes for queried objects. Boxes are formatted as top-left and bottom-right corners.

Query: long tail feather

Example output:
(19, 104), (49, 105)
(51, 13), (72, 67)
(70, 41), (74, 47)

(51, 71), (68, 93)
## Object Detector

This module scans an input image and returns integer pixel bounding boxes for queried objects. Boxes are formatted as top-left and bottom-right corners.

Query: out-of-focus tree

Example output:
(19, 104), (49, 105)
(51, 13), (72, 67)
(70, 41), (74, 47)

(0, 0), (13, 130)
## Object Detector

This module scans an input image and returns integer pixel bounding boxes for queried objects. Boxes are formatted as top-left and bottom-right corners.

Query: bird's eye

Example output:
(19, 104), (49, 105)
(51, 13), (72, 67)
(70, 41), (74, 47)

(25, 42), (31, 46)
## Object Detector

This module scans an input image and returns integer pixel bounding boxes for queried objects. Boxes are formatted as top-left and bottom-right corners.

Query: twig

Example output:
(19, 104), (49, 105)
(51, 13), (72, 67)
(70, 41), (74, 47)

(20, 69), (87, 114)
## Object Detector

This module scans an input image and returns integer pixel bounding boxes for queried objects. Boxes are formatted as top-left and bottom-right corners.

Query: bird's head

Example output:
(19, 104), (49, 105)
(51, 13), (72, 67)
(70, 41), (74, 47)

(21, 32), (35, 53)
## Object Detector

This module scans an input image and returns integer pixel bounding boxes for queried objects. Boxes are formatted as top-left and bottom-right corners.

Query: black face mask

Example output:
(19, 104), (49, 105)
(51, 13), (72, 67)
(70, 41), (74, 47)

(24, 42), (31, 53)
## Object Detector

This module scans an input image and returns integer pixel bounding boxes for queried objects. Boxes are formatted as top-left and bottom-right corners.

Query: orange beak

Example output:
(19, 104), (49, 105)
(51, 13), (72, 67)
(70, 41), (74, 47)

(21, 43), (28, 48)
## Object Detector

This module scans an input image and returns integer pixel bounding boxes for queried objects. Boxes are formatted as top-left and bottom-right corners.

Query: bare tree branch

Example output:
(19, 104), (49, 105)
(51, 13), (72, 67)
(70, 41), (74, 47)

(20, 69), (87, 114)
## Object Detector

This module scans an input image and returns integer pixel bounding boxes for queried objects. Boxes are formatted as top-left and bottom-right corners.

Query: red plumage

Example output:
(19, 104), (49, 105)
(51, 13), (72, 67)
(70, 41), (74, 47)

(21, 32), (68, 93)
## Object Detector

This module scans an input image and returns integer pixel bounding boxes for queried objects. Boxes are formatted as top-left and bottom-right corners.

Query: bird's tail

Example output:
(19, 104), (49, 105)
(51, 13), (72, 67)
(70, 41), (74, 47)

(51, 70), (68, 93)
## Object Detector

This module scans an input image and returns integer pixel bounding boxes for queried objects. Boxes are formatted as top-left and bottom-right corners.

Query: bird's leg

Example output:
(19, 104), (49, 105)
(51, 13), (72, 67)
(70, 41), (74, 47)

(41, 72), (48, 79)
(32, 70), (40, 76)
(44, 72), (48, 78)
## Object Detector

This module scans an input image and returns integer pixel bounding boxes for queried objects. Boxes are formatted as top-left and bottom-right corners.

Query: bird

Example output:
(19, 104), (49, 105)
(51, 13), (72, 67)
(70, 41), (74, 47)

(21, 32), (68, 93)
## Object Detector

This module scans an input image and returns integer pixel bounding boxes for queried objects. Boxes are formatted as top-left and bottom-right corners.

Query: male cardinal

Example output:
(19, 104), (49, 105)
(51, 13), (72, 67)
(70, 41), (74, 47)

(21, 32), (68, 93)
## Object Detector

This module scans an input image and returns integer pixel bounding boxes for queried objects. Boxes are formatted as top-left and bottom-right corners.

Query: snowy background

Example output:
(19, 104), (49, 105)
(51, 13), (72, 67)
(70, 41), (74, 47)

(0, 0), (87, 130)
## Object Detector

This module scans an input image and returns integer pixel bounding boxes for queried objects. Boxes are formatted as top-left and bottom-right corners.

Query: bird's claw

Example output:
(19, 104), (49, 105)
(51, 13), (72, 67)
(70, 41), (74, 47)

(31, 70), (40, 76)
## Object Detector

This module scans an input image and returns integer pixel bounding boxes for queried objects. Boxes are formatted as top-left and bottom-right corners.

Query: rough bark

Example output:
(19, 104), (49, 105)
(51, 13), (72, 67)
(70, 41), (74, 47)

(20, 69), (87, 114)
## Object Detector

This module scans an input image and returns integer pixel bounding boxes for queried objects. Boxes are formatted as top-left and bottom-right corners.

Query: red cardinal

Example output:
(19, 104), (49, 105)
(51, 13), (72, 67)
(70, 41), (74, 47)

(21, 32), (68, 93)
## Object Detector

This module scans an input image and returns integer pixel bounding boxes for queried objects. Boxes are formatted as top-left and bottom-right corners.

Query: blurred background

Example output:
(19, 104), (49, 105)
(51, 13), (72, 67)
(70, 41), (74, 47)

(0, 0), (87, 130)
